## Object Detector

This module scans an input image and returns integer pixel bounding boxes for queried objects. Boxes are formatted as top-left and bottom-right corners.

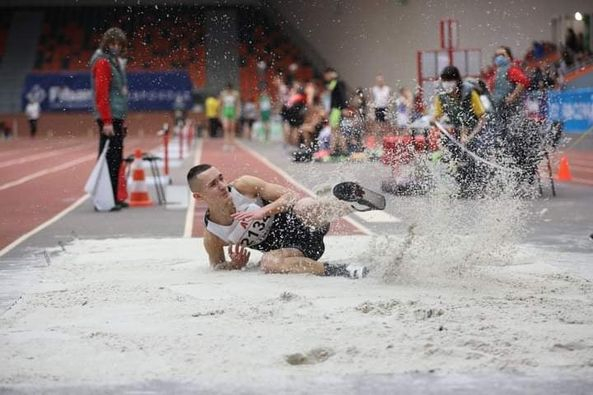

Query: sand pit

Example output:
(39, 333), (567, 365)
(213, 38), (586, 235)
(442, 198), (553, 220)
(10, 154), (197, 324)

(1, 236), (592, 389)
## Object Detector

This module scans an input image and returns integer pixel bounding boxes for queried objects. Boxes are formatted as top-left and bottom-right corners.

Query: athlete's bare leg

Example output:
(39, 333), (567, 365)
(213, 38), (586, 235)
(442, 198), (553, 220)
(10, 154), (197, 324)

(263, 121), (271, 142)
(260, 248), (325, 275)
(260, 247), (367, 278)
(222, 118), (230, 145)
(222, 118), (237, 148)
(229, 120), (237, 145)
(292, 196), (353, 228)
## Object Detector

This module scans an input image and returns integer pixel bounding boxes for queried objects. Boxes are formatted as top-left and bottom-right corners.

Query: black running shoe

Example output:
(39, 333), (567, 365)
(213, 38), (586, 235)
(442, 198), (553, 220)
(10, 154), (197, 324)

(332, 181), (386, 212)
(116, 201), (129, 209)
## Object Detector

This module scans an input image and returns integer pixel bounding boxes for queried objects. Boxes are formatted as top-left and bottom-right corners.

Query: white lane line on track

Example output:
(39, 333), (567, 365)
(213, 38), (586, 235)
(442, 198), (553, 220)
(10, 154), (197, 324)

(0, 142), (95, 169)
(0, 154), (95, 192)
(353, 210), (402, 223)
(0, 194), (90, 258)
(183, 139), (203, 238)
(236, 141), (376, 236)
(571, 166), (593, 174)
(567, 160), (593, 168)
(571, 177), (593, 186)
(0, 140), (163, 256)
(0, 145), (52, 160)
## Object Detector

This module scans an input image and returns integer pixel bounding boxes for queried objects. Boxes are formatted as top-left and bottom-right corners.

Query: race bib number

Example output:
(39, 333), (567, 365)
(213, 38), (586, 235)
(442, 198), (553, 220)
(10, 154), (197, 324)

(237, 216), (274, 246)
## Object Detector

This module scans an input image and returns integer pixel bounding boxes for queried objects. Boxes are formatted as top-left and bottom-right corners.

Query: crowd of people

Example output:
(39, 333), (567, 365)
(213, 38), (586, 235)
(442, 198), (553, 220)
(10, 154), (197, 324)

(194, 41), (572, 199)
(84, 20), (588, 213)
(202, 85), (273, 149)
(182, 41), (567, 276)
(198, 67), (422, 161)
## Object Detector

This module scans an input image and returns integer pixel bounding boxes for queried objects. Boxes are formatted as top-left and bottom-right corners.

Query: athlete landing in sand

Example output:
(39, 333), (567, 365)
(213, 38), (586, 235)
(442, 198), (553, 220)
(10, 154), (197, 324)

(187, 164), (386, 279)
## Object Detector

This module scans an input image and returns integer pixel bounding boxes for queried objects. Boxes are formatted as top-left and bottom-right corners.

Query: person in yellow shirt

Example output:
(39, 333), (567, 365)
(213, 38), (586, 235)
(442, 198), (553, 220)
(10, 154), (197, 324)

(432, 66), (488, 197)
(432, 66), (486, 142)
(205, 95), (221, 138)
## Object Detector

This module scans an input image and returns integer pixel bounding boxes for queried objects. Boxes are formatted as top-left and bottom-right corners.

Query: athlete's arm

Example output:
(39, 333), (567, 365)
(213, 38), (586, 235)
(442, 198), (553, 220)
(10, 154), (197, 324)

(204, 231), (250, 270)
(231, 175), (298, 222)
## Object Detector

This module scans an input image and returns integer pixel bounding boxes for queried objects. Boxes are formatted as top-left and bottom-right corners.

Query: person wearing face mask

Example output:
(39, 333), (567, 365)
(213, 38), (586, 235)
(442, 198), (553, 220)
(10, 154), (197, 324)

(491, 47), (543, 194)
(90, 27), (129, 211)
(490, 46), (530, 116)
(432, 66), (487, 143)
(431, 66), (488, 197)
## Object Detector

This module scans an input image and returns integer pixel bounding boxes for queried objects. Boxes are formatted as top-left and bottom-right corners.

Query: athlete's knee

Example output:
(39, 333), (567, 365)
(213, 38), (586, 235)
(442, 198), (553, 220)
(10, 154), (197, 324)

(293, 197), (316, 213)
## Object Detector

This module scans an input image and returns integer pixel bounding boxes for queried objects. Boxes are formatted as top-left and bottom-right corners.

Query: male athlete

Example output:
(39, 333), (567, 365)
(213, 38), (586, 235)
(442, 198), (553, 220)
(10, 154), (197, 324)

(187, 164), (386, 279)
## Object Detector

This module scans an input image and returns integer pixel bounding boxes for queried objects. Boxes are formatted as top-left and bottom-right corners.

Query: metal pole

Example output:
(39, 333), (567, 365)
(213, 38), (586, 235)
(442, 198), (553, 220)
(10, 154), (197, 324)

(163, 127), (169, 177)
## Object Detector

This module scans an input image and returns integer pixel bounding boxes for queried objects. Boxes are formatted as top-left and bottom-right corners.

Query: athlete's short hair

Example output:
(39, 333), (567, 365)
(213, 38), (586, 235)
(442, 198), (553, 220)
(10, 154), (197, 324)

(187, 164), (212, 191)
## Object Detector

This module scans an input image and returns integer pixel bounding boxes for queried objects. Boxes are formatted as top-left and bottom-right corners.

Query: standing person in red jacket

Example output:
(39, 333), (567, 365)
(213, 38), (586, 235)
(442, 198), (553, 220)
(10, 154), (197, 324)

(491, 46), (539, 192)
(90, 27), (129, 211)
(490, 46), (530, 126)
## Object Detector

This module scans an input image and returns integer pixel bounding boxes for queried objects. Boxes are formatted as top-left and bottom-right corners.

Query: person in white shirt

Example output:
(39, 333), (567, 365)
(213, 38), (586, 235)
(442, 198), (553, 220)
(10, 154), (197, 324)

(371, 74), (392, 135)
(371, 75), (392, 120)
(25, 100), (41, 138)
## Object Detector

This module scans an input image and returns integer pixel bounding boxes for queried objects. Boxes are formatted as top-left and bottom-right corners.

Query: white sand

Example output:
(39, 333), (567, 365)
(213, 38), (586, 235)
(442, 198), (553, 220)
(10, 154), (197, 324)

(1, 236), (592, 387)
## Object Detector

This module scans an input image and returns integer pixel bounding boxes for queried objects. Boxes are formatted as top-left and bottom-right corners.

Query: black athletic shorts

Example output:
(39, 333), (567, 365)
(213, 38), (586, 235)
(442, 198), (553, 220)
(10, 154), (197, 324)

(251, 210), (330, 260)
(375, 107), (387, 122)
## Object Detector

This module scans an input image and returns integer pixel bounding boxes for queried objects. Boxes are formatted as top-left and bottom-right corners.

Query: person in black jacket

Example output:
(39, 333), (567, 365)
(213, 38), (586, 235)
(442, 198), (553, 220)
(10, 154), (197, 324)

(431, 66), (488, 197)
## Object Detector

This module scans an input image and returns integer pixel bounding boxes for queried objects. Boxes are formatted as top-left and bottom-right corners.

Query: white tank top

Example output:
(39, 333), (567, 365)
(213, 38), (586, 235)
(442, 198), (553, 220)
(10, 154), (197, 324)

(205, 186), (275, 246)
(222, 91), (237, 108)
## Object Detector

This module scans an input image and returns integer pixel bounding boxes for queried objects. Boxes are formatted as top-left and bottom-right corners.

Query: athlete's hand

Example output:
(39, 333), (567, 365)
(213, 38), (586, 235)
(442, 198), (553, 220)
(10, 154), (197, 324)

(231, 207), (267, 223)
(102, 123), (115, 136)
(228, 244), (250, 269)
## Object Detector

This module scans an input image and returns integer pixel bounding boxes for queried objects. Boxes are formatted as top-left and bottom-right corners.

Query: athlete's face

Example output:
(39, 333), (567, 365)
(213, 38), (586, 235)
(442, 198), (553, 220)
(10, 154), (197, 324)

(194, 167), (229, 202)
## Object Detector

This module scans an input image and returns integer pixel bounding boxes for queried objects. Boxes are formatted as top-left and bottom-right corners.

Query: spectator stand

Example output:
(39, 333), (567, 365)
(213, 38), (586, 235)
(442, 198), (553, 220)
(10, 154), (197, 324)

(33, 6), (206, 88)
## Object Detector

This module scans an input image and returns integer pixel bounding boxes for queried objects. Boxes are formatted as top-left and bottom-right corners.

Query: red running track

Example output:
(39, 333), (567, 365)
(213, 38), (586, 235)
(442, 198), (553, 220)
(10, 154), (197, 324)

(0, 135), (160, 250)
(191, 139), (363, 237)
(562, 151), (593, 186)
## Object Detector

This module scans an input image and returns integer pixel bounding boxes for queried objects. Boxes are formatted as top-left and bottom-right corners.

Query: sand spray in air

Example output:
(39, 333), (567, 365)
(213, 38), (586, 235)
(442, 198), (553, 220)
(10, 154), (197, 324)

(366, 156), (533, 283)
(293, 137), (536, 282)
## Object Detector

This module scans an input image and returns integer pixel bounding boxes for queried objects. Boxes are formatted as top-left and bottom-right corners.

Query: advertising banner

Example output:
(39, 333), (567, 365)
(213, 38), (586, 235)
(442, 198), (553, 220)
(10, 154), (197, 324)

(22, 70), (193, 112)
(548, 88), (593, 133)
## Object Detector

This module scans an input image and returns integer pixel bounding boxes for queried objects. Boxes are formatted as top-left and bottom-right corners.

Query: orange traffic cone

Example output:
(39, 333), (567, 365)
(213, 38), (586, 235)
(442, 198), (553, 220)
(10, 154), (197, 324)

(555, 155), (572, 182)
(128, 149), (153, 207)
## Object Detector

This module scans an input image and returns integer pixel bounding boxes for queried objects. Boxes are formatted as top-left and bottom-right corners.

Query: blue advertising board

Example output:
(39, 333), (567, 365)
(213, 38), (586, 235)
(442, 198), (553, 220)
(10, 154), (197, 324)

(22, 70), (193, 112)
(548, 88), (593, 133)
